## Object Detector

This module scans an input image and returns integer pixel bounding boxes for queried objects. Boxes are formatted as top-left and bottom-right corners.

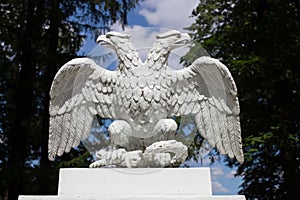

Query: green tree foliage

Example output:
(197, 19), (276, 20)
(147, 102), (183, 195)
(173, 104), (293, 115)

(189, 0), (300, 199)
(0, 0), (139, 199)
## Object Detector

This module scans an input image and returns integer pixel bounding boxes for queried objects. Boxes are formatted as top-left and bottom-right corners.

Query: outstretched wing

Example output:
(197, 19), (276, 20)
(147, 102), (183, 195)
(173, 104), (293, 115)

(48, 58), (116, 160)
(168, 56), (243, 163)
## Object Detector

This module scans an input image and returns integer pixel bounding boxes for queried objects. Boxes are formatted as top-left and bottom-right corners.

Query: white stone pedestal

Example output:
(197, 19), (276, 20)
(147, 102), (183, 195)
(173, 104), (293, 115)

(19, 168), (245, 200)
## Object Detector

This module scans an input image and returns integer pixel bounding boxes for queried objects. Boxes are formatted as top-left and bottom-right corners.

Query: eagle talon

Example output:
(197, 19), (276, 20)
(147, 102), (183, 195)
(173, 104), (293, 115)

(91, 140), (188, 168)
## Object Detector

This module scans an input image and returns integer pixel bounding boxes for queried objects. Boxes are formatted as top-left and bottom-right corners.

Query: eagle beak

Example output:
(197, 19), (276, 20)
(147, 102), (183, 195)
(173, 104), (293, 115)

(96, 35), (112, 47)
(174, 33), (191, 46)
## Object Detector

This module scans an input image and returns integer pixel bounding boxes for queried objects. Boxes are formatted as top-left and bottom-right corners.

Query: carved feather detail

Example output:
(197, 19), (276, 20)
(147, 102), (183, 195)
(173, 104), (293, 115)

(48, 58), (116, 160)
(168, 56), (243, 163)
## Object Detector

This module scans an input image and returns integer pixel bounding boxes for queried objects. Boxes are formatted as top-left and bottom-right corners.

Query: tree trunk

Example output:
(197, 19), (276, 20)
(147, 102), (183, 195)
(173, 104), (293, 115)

(7, 1), (35, 199)
(40, 0), (60, 168)
(38, 0), (60, 195)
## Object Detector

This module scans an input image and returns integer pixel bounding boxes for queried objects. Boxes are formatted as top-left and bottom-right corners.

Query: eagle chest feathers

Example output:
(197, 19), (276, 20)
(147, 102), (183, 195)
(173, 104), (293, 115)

(115, 70), (171, 125)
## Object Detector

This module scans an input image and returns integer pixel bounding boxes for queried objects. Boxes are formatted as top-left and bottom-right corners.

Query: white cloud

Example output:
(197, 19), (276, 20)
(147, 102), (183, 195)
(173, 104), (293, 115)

(107, 0), (201, 63)
(211, 167), (225, 180)
(80, 1), (199, 56)
(138, 0), (199, 31)
(225, 170), (236, 179)
(212, 181), (229, 193)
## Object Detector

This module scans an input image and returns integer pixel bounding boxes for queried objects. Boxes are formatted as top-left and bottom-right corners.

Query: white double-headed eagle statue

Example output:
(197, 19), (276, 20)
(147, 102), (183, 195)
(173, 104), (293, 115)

(48, 30), (243, 167)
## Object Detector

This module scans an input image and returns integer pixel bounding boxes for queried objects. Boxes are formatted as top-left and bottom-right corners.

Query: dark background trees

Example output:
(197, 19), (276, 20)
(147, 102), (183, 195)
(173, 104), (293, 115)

(1, 0), (299, 199)
(0, 0), (139, 199)
(189, 0), (300, 199)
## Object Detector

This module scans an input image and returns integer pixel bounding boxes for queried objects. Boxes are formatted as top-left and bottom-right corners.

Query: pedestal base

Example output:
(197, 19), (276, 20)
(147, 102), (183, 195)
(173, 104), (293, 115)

(19, 168), (245, 200)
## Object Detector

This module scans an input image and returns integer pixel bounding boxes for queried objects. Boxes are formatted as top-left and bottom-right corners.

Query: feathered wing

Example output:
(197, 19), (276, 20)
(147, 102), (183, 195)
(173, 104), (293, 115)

(168, 56), (244, 163)
(48, 58), (116, 160)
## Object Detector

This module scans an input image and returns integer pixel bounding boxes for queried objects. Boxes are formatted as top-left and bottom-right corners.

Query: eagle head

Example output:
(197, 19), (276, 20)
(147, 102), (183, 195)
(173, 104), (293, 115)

(155, 30), (191, 51)
(96, 31), (130, 51)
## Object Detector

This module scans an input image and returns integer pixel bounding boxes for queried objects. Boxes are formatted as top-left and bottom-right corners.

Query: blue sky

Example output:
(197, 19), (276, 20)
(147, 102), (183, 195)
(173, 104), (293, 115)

(80, 0), (243, 195)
